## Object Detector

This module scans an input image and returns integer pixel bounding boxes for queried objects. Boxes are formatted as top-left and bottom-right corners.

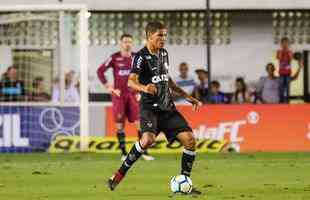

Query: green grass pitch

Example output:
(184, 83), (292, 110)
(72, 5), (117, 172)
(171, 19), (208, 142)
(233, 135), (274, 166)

(0, 153), (310, 200)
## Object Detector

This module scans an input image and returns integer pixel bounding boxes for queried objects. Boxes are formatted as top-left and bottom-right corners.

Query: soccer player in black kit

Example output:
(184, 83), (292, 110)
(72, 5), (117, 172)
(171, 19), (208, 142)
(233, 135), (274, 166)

(108, 22), (202, 195)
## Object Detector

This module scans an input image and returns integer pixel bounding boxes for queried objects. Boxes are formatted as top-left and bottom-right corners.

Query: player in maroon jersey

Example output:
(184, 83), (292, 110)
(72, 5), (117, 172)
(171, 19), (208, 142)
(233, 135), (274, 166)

(97, 34), (154, 161)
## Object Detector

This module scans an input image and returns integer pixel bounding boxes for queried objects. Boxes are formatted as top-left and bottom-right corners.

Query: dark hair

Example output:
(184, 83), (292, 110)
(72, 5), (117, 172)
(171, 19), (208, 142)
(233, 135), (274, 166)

(7, 65), (17, 71)
(281, 37), (289, 43)
(234, 77), (247, 102)
(2, 65), (17, 80)
(145, 21), (166, 39)
(211, 80), (220, 87)
(33, 76), (44, 88)
(265, 63), (275, 71)
(120, 33), (133, 41)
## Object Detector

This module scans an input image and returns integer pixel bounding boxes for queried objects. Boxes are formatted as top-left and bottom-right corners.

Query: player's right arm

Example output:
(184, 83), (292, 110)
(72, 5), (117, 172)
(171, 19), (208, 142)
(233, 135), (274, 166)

(97, 56), (120, 97)
(128, 74), (157, 95)
(128, 54), (157, 95)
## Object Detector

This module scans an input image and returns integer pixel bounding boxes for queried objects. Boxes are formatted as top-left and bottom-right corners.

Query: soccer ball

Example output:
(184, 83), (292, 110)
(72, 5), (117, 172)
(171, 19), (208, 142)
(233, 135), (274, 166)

(170, 175), (193, 194)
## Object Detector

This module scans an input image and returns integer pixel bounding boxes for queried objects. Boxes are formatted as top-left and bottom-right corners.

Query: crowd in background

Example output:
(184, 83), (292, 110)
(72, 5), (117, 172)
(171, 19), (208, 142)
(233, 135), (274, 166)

(51, 70), (80, 103)
(0, 66), (80, 102)
(0, 38), (304, 104)
(174, 37), (304, 104)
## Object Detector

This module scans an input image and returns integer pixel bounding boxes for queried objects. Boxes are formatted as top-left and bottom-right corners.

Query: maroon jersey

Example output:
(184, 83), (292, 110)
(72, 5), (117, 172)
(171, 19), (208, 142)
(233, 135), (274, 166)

(97, 52), (135, 94)
(277, 49), (293, 76)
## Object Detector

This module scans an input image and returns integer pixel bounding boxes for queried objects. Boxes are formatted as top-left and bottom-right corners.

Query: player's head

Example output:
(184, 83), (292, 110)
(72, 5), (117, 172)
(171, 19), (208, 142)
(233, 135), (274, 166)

(6, 65), (18, 81)
(266, 63), (275, 76)
(195, 69), (208, 83)
(120, 33), (133, 53)
(65, 70), (75, 87)
(179, 62), (189, 78)
(280, 37), (290, 49)
(145, 21), (167, 49)
(32, 76), (44, 90)
(210, 80), (220, 94)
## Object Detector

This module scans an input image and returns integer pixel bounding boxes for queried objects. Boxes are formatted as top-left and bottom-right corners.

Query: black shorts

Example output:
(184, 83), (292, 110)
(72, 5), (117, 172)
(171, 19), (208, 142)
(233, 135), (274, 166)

(140, 108), (192, 143)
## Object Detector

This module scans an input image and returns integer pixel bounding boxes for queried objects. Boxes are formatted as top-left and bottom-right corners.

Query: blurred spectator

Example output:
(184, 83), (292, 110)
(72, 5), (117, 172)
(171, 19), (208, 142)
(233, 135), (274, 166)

(277, 37), (293, 103)
(31, 77), (50, 101)
(256, 62), (303, 104)
(76, 80), (80, 94)
(256, 63), (280, 103)
(231, 77), (251, 104)
(209, 80), (229, 104)
(193, 69), (208, 103)
(173, 62), (196, 103)
(52, 70), (80, 102)
(0, 66), (25, 101)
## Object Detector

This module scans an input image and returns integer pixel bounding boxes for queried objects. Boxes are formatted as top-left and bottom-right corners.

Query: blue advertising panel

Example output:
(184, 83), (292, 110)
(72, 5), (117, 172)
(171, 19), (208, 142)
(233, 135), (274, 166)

(0, 106), (80, 152)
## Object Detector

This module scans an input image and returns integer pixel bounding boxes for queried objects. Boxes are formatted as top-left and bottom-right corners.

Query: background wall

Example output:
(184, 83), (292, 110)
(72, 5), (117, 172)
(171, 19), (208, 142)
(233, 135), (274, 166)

(0, 11), (308, 93)
(82, 12), (309, 93)
(1, 0), (310, 10)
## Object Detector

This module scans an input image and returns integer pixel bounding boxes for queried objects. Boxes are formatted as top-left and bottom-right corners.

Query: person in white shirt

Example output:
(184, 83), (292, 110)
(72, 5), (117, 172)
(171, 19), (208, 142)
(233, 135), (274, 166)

(173, 62), (196, 103)
(193, 69), (208, 103)
(52, 70), (80, 102)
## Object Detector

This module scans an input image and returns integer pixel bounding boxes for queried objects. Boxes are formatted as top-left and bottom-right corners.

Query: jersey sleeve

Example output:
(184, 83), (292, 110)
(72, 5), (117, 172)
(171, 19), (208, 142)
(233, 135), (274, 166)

(131, 54), (144, 75)
(97, 56), (113, 84)
(165, 49), (169, 65)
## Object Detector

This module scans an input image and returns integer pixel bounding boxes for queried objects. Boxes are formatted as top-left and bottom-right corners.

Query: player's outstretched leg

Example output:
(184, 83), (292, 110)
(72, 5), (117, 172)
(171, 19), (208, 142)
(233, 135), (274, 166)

(138, 130), (155, 161)
(108, 132), (155, 191)
(177, 131), (202, 195)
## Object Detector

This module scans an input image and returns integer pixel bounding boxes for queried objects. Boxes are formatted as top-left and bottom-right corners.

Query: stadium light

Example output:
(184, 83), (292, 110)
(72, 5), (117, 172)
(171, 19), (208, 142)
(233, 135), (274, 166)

(142, 13), (148, 19)
(288, 12), (294, 18)
(117, 13), (123, 19)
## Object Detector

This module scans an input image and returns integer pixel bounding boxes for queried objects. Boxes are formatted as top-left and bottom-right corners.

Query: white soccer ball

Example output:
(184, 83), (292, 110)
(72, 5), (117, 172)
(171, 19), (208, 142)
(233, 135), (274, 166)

(170, 175), (193, 194)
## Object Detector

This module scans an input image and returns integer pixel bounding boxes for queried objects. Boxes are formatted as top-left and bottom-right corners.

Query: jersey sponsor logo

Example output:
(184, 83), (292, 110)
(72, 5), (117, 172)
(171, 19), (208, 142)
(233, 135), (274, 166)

(136, 56), (143, 69)
(145, 55), (152, 60)
(151, 74), (169, 84)
(118, 69), (131, 76)
(118, 63), (125, 68)
(146, 121), (153, 128)
(115, 57), (124, 61)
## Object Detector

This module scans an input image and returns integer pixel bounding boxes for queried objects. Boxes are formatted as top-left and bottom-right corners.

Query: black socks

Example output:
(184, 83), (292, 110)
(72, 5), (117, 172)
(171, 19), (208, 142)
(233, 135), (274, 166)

(117, 131), (127, 155)
(119, 141), (144, 175)
(181, 149), (196, 177)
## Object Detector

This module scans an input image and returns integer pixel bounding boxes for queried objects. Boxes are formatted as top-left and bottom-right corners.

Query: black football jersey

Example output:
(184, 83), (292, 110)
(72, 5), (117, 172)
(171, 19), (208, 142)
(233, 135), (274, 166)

(131, 46), (175, 111)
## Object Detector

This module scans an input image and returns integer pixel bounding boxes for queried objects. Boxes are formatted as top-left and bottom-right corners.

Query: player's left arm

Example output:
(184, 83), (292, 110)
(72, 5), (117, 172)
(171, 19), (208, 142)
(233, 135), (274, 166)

(168, 77), (202, 110)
